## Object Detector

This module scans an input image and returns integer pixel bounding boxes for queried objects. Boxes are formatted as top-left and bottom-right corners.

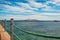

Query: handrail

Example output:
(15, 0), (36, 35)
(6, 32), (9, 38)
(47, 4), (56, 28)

(14, 24), (60, 39)
(13, 32), (21, 40)
(6, 30), (21, 40)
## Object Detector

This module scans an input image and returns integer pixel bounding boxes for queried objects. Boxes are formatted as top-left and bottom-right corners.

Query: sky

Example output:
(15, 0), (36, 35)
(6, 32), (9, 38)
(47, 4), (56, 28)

(0, 0), (60, 20)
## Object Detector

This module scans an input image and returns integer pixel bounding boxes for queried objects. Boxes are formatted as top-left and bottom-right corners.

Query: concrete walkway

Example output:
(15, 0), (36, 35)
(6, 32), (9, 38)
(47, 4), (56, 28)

(0, 24), (10, 40)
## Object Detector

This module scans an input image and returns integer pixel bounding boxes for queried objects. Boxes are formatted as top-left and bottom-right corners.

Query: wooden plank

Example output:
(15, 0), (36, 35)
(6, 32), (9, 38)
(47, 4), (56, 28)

(0, 24), (11, 40)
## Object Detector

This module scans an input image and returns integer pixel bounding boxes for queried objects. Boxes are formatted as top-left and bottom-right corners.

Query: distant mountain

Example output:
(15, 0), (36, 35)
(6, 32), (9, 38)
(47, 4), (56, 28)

(54, 20), (60, 22)
(13, 19), (56, 22)
(6, 19), (60, 22)
(13, 19), (41, 22)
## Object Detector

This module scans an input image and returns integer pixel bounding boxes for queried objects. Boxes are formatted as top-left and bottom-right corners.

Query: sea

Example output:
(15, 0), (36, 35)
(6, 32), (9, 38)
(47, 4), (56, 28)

(6, 20), (60, 40)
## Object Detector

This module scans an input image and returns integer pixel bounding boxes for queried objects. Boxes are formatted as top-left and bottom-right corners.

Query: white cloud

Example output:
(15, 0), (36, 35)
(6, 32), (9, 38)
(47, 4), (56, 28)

(1, 4), (60, 15)
(2, 14), (60, 20)
(53, 0), (60, 2)
(1, 0), (60, 20)
(41, 13), (60, 15)
(27, 0), (45, 8)
(46, 0), (60, 6)
(42, 5), (52, 11)
(1, 14), (50, 20)
(27, 0), (55, 11)
(53, 0), (60, 6)
(16, 2), (38, 10)
(3, 0), (60, 14)
(4, 5), (33, 13)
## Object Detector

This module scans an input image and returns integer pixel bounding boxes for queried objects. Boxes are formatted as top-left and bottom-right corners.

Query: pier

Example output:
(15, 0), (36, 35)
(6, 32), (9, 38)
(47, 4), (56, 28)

(0, 24), (10, 40)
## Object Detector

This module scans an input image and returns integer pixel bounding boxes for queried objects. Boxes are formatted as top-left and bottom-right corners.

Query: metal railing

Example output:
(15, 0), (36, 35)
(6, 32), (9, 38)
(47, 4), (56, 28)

(2, 18), (60, 40)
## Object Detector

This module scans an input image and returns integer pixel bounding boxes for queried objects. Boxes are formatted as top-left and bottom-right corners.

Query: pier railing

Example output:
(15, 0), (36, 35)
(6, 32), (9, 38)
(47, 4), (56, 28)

(2, 18), (60, 40)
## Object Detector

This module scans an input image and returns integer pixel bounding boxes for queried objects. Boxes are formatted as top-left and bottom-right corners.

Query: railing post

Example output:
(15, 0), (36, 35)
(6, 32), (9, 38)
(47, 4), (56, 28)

(1, 20), (4, 26)
(10, 18), (14, 40)
(4, 19), (6, 30)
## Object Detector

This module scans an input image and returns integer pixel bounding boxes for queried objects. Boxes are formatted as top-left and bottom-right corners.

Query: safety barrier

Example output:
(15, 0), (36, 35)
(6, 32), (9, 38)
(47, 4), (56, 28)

(2, 18), (60, 40)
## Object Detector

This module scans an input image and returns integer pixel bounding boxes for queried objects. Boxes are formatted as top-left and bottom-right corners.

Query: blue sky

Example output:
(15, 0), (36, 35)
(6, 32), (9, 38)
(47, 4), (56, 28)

(0, 0), (60, 20)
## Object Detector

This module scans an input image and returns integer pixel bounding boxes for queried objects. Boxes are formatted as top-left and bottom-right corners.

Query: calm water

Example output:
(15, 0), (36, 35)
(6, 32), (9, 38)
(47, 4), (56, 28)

(6, 21), (60, 40)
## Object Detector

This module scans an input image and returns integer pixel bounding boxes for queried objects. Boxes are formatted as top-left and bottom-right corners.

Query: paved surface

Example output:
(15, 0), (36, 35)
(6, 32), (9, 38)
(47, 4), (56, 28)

(0, 24), (11, 40)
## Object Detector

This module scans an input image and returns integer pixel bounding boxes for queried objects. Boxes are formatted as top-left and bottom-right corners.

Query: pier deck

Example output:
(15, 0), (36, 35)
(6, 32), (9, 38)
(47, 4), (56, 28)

(0, 24), (10, 40)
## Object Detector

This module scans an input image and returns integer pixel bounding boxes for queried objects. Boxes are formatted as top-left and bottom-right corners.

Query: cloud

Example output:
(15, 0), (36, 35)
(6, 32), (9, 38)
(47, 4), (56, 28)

(2, 14), (60, 20)
(27, 0), (45, 8)
(53, 0), (60, 2)
(16, 2), (38, 10)
(41, 5), (52, 11)
(0, 0), (60, 20)
(26, 0), (60, 11)
(2, 0), (60, 13)
(16, 0), (60, 12)
(0, 14), (49, 20)
(4, 4), (34, 13)
(41, 13), (60, 15)
(46, 0), (60, 6)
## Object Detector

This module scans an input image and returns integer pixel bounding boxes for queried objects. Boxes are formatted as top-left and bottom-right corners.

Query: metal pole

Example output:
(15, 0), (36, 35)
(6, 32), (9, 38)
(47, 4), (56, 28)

(10, 18), (14, 40)
(1, 20), (4, 26)
(4, 19), (6, 30)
